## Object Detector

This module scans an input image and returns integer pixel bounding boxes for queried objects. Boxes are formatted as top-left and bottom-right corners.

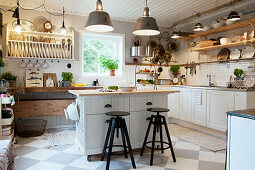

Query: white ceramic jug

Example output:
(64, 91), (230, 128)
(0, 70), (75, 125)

(64, 102), (79, 121)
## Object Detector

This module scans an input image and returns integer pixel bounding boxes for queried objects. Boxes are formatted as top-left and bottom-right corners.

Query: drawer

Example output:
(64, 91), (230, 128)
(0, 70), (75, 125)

(84, 96), (112, 115)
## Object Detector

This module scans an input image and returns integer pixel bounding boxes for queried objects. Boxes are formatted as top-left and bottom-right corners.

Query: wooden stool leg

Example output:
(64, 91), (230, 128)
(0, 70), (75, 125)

(162, 116), (176, 162)
(101, 119), (112, 161)
(150, 116), (157, 166)
(106, 118), (116, 170)
(122, 119), (136, 169)
(140, 115), (153, 156)
(120, 125), (128, 158)
(159, 116), (164, 154)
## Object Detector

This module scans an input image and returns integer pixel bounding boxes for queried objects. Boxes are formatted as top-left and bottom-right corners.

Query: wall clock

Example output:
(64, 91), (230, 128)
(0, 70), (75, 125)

(44, 21), (52, 33)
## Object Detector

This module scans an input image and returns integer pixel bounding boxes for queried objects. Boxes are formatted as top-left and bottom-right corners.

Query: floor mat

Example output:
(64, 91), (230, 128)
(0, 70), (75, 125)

(46, 128), (75, 147)
(168, 124), (226, 152)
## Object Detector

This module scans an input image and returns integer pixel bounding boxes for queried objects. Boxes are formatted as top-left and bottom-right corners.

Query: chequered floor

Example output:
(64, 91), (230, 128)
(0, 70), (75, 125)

(14, 128), (226, 170)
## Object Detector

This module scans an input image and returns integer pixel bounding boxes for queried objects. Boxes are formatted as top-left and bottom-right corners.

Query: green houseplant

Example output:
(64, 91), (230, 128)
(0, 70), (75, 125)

(62, 72), (73, 87)
(99, 57), (119, 76)
(0, 59), (6, 75)
(234, 68), (243, 80)
(2, 72), (17, 87)
(170, 65), (180, 75)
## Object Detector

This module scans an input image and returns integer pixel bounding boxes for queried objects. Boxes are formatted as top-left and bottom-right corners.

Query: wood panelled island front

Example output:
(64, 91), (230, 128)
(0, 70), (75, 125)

(68, 89), (179, 158)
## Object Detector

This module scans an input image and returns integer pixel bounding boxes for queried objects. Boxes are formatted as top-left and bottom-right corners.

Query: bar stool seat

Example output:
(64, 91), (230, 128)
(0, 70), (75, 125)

(140, 107), (176, 166)
(147, 108), (169, 112)
(106, 111), (130, 116)
(101, 111), (136, 170)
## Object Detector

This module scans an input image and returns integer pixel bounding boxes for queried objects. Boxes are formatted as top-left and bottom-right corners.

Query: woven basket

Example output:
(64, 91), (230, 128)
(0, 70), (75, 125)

(16, 119), (47, 137)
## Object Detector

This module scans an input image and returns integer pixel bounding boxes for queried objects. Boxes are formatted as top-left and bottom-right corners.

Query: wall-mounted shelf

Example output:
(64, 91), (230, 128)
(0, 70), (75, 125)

(190, 40), (254, 51)
(189, 18), (255, 38)
(178, 57), (255, 67)
(5, 25), (74, 60)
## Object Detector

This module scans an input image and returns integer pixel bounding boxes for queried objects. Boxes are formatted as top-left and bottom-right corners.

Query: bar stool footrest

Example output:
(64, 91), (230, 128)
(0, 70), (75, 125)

(105, 145), (130, 156)
(145, 141), (170, 150)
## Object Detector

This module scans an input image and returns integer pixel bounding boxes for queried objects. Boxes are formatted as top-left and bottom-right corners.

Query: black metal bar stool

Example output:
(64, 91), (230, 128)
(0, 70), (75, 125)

(101, 111), (136, 170)
(140, 108), (176, 166)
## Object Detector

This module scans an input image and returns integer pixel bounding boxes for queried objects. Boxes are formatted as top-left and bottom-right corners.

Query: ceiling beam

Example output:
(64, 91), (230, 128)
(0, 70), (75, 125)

(168, 0), (243, 29)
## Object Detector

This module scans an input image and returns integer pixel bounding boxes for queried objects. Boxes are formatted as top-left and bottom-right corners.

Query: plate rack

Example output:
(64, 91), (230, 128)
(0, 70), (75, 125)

(4, 25), (74, 60)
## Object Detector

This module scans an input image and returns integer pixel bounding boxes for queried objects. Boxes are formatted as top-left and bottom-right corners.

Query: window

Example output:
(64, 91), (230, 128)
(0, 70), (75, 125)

(81, 32), (124, 76)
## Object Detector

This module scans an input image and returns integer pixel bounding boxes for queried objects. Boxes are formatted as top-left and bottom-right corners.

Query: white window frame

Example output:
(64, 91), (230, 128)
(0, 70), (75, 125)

(80, 31), (125, 77)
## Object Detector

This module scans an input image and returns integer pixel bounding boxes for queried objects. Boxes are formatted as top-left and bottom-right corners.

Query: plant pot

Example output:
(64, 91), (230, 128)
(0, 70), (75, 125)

(110, 69), (115, 76)
(62, 81), (71, 87)
(0, 67), (3, 75)
(8, 80), (16, 87)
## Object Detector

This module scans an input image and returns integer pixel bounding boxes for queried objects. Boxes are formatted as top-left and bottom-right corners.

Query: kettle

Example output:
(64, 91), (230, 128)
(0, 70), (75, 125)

(64, 102), (79, 121)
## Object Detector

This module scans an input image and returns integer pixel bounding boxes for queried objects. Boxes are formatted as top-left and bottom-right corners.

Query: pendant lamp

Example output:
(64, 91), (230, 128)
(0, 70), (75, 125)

(133, 0), (160, 36)
(60, 7), (66, 35)
(85, 0), (114, 32)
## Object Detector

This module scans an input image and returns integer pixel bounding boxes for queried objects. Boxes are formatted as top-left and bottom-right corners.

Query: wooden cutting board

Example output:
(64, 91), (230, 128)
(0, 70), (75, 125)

(43, 73), (57, 87)
(217, 48), (230, 61)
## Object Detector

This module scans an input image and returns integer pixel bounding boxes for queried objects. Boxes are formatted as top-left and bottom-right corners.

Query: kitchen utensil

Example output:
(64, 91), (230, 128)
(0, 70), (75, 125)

(64, 102), (79, 121)
(119, 86), (136, 92)
(33, 17), (48, 32)
(217, 48), (230, 60)
(19, 60), (27, 68)
(12, 19), (35, 31)
(244, 75), (255, 88)
(26, 60), (34, 68)
(42, 61), (49, 69)
(168, 41), (177, 52)
(242, 46), (254, 58)
(220, 38), (231, 45)
(230, 49), (240, 60)
(34, 60), (41, 68)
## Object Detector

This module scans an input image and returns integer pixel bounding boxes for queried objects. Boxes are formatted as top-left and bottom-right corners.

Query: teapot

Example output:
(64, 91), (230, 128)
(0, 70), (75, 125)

(64, 102), (79, 121)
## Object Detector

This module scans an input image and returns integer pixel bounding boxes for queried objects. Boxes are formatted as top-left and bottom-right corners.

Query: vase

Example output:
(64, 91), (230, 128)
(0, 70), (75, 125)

(110, 69), (115, 76)
(62, 81), (71, 87)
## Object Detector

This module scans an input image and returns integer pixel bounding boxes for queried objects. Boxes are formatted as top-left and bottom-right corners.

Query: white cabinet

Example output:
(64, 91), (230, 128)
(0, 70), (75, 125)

(227, 115), (255, 170)
(180, 88), (193, 121)
(168, 87), (180, 119)
(234, 92), (247, 110)
(206, 90), (234, 131)
(191, 89), (207, 126)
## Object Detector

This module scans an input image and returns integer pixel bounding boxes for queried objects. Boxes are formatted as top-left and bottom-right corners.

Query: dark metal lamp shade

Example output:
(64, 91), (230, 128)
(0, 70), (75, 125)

(227, 11), (240, 21)
(171, 31), (180, 39)
(133, 6), (160, 36)
(193, 23), (204, 31)
(133, 16), (160, 36)
(85, 6), (114, 32)
(12, 7), (19, 18)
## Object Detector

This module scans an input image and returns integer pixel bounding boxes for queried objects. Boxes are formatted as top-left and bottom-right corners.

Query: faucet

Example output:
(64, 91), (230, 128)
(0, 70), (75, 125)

(207, 74), (213, 87)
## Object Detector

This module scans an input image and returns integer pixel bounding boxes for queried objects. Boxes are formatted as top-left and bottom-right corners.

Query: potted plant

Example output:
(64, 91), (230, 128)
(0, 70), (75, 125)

(0, 59), (6, 75)
(62, 72), (73, 87)
(99, 57), (119, 76)
(234, 68), (244, 80)
(2, 72), (17, 87)
(170, 65), (180, 75)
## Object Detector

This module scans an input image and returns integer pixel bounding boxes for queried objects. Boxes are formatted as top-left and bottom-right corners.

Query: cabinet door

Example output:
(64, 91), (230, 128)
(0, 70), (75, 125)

(180, 88), (192, 121)
(84, 96), (112, 115)
(85, 114), (108, 150)
(234, 92), (247, 110)
(169, 92), (180, 119)
(191, 89), (207, 126)
(112, 96), (129, 112)
(206, 90), (234, 131)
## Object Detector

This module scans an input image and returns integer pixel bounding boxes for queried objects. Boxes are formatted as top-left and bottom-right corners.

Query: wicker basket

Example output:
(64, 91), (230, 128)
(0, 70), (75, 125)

(233, 79), (246, 89)
(16, 119), (47, 137)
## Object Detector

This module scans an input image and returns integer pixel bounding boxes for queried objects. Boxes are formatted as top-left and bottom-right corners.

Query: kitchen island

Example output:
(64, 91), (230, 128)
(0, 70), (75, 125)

(226, 109), (255, 170)
(68, 89), (179, 159)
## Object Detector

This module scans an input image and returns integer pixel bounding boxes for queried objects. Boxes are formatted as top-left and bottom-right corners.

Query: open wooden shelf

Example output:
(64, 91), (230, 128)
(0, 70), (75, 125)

(190, 40), (254, 51)
(189, 18), (255, 38)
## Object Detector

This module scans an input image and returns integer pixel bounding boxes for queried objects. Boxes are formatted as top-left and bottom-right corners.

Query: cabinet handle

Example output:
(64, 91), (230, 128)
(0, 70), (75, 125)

(146, 102), (152, 106)
(104, 104), (112, 108)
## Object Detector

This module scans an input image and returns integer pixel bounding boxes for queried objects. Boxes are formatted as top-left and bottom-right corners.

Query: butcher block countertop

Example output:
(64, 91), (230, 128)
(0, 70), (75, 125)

(8, 86), (103, 94)
(68, 89), (180, 96)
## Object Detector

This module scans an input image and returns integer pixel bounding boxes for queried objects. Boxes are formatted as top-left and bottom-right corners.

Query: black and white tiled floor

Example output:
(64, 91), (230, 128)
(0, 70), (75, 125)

(14, 129), (226, 170)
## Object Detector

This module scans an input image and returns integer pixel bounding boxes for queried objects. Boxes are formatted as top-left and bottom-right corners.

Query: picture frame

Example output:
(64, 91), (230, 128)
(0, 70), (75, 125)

(25, 69), (43, 87)
(133, 37), (141, 46)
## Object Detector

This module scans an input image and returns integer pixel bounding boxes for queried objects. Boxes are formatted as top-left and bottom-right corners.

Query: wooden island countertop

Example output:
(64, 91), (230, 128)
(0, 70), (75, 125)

(68, 89), (180, 96)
